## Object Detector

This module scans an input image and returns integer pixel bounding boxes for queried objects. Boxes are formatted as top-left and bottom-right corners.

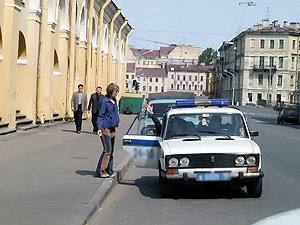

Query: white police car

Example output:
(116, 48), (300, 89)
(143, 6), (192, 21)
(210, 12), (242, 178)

(123, 99), (263, 198)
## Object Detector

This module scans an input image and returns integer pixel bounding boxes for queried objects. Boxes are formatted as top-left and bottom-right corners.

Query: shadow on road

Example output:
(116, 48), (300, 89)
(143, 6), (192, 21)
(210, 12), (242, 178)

(119, 176), (248, 199)
(61, 129), (96, 134)
(75, 170), (95, 176)
(251, 117), (300, 129)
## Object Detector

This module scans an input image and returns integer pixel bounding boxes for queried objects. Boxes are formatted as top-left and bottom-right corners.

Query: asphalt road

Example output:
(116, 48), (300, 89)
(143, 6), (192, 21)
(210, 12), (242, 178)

(89, 106), (300, 225)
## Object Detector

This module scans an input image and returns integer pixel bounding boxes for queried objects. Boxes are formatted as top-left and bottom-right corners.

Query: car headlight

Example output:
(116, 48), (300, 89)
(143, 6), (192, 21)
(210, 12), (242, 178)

(235, 156), (245, 166)
(246, 156), (256, 166)
(180, 157), (190, 167)
(169, 157), (179, 167)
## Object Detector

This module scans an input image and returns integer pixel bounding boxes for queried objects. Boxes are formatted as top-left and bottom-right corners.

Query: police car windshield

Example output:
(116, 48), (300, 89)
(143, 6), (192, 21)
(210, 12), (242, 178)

(165, 113), (248, 139)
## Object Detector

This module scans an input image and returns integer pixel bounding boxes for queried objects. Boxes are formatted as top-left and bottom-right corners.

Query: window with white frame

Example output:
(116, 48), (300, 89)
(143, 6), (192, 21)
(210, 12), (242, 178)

(291, 75), (294, 86)
(292, 57), (295, 69)
(177, 84), (179, 90)
(250, 39), (255, 48)
(277, 75), (282, 86)
(258, 75), (263, 85)
(279, 57), (284, 68)
(260, 39), (265, 48)
(279, 40), (284, 49)
(143, 86), (146, 91)
(155, 86), (158, 92)
(270, 40), (274, 49)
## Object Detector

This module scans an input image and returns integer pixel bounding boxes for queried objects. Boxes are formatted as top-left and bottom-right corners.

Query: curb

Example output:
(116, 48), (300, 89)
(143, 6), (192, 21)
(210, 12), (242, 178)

(71, 154), (133, 225)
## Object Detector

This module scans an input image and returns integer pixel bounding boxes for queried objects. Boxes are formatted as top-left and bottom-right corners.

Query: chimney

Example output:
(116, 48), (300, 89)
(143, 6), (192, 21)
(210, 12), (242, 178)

(262, 19), (269, 28)
(258, 24), (263, 29)
(290, 22), (299, 30)
(284, 21), (289, 27)
(272, 20), (278, 27)
(253, 25), (259, 31)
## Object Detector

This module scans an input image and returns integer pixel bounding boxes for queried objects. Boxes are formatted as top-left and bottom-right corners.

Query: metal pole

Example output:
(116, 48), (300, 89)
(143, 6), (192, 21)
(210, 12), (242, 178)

(224, 70), (235, 105)
(267, 67), (271, 107)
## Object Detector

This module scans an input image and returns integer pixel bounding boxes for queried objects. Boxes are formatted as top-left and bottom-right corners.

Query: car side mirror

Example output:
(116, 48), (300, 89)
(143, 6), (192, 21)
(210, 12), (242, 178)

(250, 131), (259, 137)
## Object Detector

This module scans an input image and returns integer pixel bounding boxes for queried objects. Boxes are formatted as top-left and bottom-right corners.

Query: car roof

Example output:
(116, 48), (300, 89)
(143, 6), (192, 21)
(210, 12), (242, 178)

(167, 106), (243, 116)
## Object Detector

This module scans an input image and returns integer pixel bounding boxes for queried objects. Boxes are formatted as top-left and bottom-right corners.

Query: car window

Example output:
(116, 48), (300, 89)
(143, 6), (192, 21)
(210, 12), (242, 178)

(165, 113), (248, 139)
(152, 103), (176, 115)
(127, 115), (157, 136)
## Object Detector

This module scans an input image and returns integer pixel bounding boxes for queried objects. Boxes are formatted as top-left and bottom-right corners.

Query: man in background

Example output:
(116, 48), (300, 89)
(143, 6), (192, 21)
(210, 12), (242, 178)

(88, 86), (104, 134)
(71, 84), (87, 134)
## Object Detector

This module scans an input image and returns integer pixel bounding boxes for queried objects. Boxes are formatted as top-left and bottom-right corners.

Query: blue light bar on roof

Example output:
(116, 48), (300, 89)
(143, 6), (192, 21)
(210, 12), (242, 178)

(176, 99), (229, 107)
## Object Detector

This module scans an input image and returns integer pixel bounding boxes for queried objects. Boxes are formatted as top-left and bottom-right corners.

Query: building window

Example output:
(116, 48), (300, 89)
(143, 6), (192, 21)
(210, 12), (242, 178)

(143, 86), (146, 91)
(276, 94), (281, 103)
(189, 75), (192, 81)
(183, 84), (186, 90)
(249, 73), (253, 87)
(155, 78), (158, 82)
(183, 75), (186, 81)
(259, 56), (264, 68)
(195, 76), (197, 81)
(250, 39), (255, 48)
(277, 75), (282, 86)
(149, 77), (152, 82)
(171, 75), (174, 79)
(260, 39), (265, 48)
(126, 82), (128, 88)
(177, 75), (180, 80)
(200, 76), (203, 81)
(270, 40), (274, 49)
(171, 84), (174, 89)
(177, 84), (179, 90)
(269, 56), (274, 67)
(155, 86), (158, 92)
(200, 85), (203, 90)
(258, 74), (263, 85)
(293, 40), (296, 49)
(126, 75), (129, 79)
(292, 57), (295, 69)
(189, 85), (191, 90)
(143, 77), (146, 81)
(161, 87), (164, 92)
(291, 75), (294, 86)
(248, 93), (253, 102)
(279, 57), (284, 68)
(132, 75), (134, 79)
(194, 85), (197, 90)
(149, 86), (152, 92)
(162, 78), (164, 82)
(257, 93), (262, 100)
(279, 40), (284, 49)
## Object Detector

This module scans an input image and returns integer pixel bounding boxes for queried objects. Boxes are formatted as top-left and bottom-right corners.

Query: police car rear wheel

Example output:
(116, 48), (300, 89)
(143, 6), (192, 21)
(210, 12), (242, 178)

(246, 178), (262, 198)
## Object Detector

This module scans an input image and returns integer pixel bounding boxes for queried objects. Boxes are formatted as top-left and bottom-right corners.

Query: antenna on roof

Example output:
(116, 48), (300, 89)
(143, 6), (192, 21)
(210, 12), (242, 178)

(266, 6), (270, 20)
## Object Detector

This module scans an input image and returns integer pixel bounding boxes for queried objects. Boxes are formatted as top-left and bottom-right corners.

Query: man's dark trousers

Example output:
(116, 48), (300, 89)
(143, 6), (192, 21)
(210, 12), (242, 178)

(92, 112), (98, 132)
(74, 104), (83, 132)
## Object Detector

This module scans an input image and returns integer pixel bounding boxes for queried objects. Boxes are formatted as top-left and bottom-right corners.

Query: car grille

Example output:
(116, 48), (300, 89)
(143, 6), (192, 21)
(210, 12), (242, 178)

(166, 153), (238, 169)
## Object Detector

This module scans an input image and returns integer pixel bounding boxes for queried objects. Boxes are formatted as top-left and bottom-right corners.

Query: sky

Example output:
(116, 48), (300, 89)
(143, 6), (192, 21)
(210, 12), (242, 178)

(113, 0), (300, 52)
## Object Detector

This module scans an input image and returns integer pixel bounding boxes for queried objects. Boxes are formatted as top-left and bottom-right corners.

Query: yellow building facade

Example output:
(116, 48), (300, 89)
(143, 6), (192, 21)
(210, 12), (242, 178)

(0, 0), (133, 133)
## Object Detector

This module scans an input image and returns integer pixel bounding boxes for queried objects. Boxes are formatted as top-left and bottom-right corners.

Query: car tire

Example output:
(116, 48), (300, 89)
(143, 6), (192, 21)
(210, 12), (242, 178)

(247, 178), (262, 198)
(159, 166), (171, 198)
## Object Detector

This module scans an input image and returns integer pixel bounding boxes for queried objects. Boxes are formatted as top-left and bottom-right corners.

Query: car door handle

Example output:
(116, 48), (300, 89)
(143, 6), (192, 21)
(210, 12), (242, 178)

(124, 140), (132, 144)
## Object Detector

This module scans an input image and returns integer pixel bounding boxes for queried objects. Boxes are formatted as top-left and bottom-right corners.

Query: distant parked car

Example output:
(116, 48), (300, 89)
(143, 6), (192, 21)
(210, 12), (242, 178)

(277, 108), (300, 124)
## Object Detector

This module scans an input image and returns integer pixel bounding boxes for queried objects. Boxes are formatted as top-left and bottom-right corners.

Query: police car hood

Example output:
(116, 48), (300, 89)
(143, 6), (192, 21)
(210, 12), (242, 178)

(165, 138), (256, 155)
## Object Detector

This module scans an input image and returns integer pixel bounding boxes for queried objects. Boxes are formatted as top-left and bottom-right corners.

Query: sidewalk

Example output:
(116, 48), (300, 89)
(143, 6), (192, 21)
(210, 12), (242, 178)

(0, 114), (135, 225)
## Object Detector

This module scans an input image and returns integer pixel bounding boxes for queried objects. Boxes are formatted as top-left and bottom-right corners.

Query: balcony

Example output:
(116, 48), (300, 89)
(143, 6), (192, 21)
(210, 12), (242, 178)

(253, 65), (277, 73)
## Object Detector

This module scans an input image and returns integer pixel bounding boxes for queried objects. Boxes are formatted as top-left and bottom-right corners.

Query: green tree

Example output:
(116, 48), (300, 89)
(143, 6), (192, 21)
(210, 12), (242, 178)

(198, 47), (218, 65)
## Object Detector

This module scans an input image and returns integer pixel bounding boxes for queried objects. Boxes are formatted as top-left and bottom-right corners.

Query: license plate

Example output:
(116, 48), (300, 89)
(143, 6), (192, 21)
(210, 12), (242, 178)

(196, 172), (231, 181)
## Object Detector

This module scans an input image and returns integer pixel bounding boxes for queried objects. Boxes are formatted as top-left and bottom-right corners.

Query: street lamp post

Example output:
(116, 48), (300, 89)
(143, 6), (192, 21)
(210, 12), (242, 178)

(224, 70), (235, 105)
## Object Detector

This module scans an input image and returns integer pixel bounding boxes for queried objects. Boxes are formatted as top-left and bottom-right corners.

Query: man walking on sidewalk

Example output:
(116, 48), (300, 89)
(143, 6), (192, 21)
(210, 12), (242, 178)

(88, 86), (104, 133)
(71, 84), (87, 134)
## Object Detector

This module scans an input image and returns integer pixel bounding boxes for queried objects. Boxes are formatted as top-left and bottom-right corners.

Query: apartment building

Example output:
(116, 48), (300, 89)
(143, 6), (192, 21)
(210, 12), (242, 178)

(218, 19), (300, 106)
(166, 64), (212, 97)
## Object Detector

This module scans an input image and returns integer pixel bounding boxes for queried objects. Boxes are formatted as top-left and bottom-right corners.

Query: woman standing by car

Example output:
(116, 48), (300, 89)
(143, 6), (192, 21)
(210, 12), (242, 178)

(95, 83), (120, 178)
